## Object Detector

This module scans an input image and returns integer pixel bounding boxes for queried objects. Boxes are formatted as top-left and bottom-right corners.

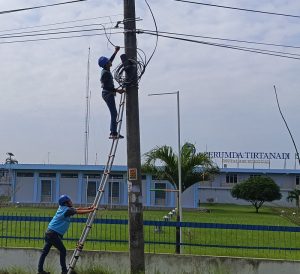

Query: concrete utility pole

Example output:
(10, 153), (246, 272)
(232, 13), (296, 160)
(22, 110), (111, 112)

(124, 1), (145, 273)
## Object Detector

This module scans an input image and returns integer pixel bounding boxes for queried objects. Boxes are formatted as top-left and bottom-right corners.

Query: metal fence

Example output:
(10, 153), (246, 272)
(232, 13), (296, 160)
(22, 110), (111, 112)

(0, 214), (300, 260)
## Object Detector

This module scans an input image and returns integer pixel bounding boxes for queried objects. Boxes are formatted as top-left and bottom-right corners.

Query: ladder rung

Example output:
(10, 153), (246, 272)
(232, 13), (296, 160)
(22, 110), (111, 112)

(104, 171), (110, 175)
(120, 102), (125, 105)
(109, 154), (115, 158)
(117, 119), (122, 123)
(98, 189), (105, 192)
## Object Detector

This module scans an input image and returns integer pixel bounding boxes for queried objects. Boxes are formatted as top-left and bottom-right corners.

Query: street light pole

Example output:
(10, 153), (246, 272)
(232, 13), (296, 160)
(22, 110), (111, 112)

(148, 91), (182, 253)
(176, 91), (183, 253)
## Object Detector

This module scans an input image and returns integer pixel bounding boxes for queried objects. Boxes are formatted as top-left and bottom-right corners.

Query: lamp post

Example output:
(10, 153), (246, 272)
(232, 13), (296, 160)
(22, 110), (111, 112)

(148, 91), (182, 253)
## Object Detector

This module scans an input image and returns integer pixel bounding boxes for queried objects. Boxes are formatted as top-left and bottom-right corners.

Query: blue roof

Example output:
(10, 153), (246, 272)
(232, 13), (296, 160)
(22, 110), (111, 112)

(0, 164), (128, 172)
(1, 164), (299, 175)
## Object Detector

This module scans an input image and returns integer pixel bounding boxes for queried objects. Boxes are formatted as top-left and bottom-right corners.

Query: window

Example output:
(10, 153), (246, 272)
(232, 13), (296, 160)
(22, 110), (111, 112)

(296, 176), (300, 186)
(17, 172), (34, 177)
(41, 180), (52, 202)
(155, 182), (166, 205)
(87, 181), (97, 203)
(0, 169), (8, 178)
(84, 174), (101, 179)
(108, 181), (120, 204)
(61, 173), (78, 178)
(226, 174), (238, 184)
(39, 173), (56, 178)
(110, 174), (123, 179)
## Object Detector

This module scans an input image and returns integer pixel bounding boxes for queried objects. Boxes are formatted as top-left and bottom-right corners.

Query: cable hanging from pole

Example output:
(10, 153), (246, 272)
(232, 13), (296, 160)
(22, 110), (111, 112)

(273, 86), (300, 166)
(112, 0), (159, 88)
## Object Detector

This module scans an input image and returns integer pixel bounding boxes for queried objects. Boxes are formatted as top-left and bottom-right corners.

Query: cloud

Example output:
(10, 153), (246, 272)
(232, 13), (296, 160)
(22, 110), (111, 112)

(0, 0), (300, 169)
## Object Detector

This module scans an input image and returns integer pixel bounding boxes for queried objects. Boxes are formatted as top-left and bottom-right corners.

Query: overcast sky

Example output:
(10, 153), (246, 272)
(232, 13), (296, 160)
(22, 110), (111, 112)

(0, 0), (300, 169)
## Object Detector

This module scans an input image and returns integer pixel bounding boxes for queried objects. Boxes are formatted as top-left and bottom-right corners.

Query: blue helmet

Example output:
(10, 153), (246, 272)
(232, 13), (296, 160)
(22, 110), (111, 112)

(58, 194), (71, 206)
(98, 56), (109, 68)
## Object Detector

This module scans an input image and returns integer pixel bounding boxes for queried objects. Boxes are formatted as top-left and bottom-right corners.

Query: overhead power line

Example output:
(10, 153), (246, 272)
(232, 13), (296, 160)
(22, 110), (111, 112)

(0, 27), (118, 40)
(142, 29), (300, 50)
(138, 30), (300, 61)
(173, 0), (300, 19)
(0, 14), (122, 33)
(0, 24), (115, 38)
(0, 31), (123, 45)
(0, 0), (87, 15)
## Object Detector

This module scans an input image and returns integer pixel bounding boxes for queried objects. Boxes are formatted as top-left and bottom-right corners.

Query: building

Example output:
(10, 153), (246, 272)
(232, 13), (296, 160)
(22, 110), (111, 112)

(0, 163), (299, 208)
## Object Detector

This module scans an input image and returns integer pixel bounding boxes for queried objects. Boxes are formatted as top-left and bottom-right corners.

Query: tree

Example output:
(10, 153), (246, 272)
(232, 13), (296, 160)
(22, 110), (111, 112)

(231, 176), (282, 213)
(287, 189), (300, 208)
(142, 142), (218, 192)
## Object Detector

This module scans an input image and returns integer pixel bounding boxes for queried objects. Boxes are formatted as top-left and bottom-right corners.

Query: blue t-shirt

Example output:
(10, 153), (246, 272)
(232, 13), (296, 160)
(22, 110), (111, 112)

(48, 206), (77, 235)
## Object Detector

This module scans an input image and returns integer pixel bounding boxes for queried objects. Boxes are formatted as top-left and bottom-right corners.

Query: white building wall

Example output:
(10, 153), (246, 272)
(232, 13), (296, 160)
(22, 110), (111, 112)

(182, 184), (197, 208)
(60, 178), (77, 200)
(2, 165), (300, 208)
(15, 177), (34, 203)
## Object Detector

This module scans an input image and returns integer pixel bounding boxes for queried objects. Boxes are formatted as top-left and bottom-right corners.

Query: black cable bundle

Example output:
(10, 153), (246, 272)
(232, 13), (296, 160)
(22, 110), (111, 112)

(113, 53), (145, 88)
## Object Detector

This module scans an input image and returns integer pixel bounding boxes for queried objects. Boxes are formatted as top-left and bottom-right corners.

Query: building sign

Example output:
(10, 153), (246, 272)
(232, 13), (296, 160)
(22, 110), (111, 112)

(207, 152), (290, 160)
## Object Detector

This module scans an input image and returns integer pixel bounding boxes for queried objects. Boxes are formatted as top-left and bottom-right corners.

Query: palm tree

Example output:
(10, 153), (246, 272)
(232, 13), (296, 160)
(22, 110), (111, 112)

(287, 189), (300, 208)
(142, 142), (218, 192)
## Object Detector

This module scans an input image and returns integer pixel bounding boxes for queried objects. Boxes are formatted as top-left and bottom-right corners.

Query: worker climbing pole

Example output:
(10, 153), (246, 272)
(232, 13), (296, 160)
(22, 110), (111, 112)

(67, 25), (143, 274)
(68, 41), (129, 274)
(67, 0), (158, 272)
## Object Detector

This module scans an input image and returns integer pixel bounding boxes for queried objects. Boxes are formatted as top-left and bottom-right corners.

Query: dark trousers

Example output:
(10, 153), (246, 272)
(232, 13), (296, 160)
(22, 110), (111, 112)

(102, 91), (117, 134)
(38, 231), (67, 273)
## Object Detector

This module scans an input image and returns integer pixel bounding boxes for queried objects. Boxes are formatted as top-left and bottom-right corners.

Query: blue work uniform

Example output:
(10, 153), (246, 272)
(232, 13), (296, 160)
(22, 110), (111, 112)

(101, 51), (118, 135)
(38, 206), (77, 273)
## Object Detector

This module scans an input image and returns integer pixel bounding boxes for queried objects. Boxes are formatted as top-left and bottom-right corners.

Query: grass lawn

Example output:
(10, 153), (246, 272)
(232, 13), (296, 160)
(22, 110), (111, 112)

(0, 203), (296, 225)
(0, 204), (299, 260)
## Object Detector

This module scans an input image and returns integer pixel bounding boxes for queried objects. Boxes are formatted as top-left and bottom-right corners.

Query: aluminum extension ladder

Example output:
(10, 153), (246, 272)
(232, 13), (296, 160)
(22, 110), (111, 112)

(67, 92), (126, 274)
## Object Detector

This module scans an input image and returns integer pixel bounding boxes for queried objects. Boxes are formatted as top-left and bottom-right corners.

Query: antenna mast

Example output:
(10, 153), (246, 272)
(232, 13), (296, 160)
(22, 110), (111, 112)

(84, 47), (91, 165)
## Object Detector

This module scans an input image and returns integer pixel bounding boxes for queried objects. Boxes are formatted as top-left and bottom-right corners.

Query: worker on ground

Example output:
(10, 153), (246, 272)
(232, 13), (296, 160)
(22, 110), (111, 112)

(98, 46), (125, 139)
(37, 195), (96, 274)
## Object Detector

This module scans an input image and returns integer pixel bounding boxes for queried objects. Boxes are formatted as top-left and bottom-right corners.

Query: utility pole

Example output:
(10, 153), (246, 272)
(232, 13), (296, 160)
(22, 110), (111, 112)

(124, 1), (145, 273)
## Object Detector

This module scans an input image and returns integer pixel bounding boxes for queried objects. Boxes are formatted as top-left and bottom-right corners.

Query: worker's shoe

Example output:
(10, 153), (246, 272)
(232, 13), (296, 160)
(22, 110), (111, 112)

(63, 270), (77, 274)
(109, 132), (124, 139)
(37, 271), (50, 274)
